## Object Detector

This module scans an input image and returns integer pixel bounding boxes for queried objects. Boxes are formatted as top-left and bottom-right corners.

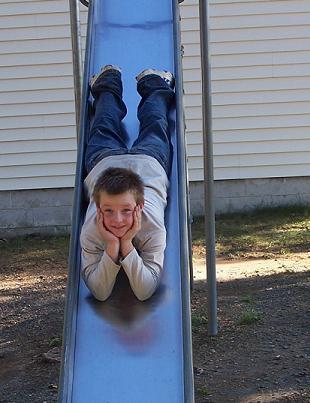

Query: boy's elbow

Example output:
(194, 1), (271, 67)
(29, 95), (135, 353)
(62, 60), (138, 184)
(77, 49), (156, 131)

(92, 290), (111, 302)
(82, 268), (114, 302)
(136, 292), (153, 302)
(84, 283), (111, 301)
(134, 284), (158, 301)
(85, 277), (113, 301)
(133, 269), (162, 301)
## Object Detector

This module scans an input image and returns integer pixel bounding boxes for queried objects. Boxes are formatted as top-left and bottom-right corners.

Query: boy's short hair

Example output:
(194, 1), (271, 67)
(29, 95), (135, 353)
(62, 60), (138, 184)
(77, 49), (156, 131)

(93, 167), (144, 206)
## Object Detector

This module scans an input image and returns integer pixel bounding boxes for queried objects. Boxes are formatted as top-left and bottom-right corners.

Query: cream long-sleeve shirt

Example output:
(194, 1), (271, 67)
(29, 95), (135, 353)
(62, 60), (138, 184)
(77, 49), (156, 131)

(80, 154), (169, 301)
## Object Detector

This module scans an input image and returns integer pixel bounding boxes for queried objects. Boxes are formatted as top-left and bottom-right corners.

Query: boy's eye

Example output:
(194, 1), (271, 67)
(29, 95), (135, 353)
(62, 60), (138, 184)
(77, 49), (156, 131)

(123, 209), (133, 214)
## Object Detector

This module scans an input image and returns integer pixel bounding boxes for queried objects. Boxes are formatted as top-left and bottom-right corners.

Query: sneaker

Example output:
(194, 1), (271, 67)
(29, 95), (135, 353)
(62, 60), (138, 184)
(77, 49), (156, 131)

(89, 65), (121, 88)
(136, 69), (175, 88)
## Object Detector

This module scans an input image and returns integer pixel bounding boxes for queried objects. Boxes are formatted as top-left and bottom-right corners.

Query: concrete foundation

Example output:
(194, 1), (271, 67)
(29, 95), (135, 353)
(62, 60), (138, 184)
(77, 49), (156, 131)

(190, 176), (310, 216)
(1, 176), (309, 237)
(0, 188), (73, 238)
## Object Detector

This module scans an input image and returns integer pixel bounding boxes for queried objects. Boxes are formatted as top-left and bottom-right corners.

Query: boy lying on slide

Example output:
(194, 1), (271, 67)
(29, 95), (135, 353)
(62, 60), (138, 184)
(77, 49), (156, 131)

(80, 65), (175, 301)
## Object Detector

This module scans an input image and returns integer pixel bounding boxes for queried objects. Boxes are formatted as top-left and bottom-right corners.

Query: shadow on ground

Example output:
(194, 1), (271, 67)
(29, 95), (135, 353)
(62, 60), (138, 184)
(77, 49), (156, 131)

(192, 270), (310, 402)
(0, 234), (309, 402)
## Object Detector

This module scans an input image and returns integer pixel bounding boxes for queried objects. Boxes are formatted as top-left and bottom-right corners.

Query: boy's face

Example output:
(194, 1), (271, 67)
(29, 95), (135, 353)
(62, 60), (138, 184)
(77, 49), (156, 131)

(98, 191), (137, 238)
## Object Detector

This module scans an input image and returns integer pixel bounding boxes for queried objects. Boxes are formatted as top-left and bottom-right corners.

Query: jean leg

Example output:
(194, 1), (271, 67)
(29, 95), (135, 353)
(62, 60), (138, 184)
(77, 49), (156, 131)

(85, 70), (128, 173)
(130, 75), (175, 176)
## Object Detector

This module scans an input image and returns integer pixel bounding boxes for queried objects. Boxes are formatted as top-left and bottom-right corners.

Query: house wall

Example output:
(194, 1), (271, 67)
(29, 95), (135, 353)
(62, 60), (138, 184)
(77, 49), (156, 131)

(0, 0), (88, 191)
(0, 0), (309, 235)
(2, 175), (310, 237)
(181, 0), (310, 182)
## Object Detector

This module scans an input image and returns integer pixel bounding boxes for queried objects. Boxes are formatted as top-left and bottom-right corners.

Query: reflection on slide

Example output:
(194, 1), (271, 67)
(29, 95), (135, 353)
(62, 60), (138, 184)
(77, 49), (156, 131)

(59, 1), (194, 402)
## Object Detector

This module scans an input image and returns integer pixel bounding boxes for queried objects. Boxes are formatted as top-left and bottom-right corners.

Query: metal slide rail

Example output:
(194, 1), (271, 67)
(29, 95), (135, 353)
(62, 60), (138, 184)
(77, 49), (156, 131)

(172, 1), (194, 400)
(58, 1), (94, 400)
(59, 1), (194, 401)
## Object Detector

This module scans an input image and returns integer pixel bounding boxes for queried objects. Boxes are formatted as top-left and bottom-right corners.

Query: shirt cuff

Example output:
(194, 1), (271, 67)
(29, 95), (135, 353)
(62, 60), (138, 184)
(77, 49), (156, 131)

(103, 251), (121, 270)
(119, 248), (138, 267)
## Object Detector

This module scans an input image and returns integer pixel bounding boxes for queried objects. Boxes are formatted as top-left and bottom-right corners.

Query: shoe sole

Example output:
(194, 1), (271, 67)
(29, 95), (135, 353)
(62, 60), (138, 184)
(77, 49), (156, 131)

(90, 65), (121, 88)
(136, 69), (174, 87)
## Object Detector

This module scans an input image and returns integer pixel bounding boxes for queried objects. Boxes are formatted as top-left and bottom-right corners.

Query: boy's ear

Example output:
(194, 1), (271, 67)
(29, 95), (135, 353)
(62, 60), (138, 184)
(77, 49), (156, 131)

(139, 202), (144, 209)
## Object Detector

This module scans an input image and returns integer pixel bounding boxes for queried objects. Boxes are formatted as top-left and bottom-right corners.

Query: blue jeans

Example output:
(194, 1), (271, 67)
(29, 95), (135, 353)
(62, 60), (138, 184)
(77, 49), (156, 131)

(85, 70), (174, 176)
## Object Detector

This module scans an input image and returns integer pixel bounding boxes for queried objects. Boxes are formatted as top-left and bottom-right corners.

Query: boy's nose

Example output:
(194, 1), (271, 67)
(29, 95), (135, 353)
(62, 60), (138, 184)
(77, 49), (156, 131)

(113, 211), (123, 223)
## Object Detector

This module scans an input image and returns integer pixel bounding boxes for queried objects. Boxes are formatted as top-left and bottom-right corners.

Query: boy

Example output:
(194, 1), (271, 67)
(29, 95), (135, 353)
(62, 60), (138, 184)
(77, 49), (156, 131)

(80, 65), (175, 301)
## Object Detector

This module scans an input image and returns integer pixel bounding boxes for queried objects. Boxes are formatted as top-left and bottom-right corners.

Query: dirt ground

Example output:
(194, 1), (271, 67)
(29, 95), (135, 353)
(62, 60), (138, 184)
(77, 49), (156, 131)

(193, 253), (310, 402)
(0, 237), (309, 402)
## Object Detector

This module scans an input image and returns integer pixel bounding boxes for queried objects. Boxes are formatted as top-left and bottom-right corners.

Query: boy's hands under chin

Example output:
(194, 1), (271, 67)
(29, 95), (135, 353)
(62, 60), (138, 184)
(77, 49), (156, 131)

(96, 208), (120, 263)
(120, 205), (142, 258)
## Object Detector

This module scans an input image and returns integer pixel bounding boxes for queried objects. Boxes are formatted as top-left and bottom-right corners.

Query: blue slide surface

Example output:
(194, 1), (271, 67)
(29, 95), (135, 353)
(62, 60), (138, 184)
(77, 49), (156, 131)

(59, 1), (194, 402)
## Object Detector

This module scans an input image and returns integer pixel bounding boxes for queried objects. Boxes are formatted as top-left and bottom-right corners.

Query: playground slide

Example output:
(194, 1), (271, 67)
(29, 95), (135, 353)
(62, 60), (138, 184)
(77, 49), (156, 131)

(59, 1), (194, 401)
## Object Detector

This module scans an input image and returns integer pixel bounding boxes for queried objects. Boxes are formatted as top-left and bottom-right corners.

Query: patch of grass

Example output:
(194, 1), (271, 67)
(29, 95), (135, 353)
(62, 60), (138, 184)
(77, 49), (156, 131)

(49, 336), (62, 348)
(241, 293), (254, 304)
(192, 205), (310, 259)
(192, 314), (208, 328)
(198, 386), (209, 397)
(238, 309), (261, 325)
(0, 235), (69, 260)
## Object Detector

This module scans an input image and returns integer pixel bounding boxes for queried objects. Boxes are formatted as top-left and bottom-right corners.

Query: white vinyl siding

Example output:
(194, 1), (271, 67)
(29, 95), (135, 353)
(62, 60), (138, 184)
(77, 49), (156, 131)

(1, 0), (310, 190)
(0, 0), (88, 191)
(180, 0), (310, 181)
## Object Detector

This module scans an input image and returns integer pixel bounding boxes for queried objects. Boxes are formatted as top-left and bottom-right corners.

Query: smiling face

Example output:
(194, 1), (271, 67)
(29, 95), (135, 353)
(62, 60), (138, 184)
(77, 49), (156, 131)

(98, 191), (137, 238)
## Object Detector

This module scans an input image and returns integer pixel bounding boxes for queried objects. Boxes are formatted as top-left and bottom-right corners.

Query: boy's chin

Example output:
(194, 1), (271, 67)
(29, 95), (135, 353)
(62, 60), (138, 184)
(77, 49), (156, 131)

(110, 228), (128, 238)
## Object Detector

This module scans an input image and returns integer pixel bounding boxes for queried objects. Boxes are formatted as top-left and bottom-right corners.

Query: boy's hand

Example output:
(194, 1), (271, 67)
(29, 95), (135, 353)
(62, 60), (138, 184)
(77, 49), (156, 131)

(96, 208), (120, 262)
(121, 205), (142, 242)
(96, 208), (119, 243)
(120, 205), (142, 257)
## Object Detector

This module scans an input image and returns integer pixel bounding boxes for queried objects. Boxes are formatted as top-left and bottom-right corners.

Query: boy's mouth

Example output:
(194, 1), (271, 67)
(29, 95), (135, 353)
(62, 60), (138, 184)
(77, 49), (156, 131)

(111, 225), (127, 231)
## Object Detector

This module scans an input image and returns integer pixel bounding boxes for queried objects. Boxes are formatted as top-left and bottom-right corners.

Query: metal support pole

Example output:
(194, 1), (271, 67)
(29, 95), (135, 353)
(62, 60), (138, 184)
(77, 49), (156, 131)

(199, 0), (218, 336)
(69, 0), (84, 139)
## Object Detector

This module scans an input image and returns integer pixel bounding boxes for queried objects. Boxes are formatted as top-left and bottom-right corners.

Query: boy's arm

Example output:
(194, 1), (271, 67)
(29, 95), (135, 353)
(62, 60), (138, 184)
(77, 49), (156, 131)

(120, 231), (166, 301)
(81, 236), (121, 301)
(80, 206), (123, 301)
